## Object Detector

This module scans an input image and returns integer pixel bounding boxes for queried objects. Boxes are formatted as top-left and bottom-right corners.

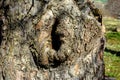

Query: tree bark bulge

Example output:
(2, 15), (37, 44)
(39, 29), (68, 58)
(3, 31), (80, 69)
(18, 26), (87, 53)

(0, 0), (105, 80)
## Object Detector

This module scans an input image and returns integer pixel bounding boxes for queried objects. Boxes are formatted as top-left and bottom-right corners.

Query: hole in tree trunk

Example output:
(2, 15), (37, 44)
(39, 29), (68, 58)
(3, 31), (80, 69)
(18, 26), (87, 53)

(51, 19), (62, 51)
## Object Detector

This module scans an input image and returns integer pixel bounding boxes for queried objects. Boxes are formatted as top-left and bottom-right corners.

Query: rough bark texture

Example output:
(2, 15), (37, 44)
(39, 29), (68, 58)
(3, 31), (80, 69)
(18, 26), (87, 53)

(0, 0), (105, 80)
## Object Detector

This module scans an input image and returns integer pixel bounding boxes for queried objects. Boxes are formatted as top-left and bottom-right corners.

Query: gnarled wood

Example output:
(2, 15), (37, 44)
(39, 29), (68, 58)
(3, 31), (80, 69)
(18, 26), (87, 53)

(0, 0), (105, 80)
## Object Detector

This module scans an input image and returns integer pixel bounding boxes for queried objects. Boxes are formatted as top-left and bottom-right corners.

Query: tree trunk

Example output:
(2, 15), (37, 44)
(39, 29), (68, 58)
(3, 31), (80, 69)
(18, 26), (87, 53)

(0, 0), (105, 80)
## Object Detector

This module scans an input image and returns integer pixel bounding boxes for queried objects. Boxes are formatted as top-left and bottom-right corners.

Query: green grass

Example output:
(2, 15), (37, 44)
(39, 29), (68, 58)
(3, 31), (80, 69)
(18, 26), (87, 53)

(103, 17), (120, 32)
(104, 17), (120, 80)
(105, 32), (120, 51)
(104, 52), (120, 79)
(103, 17), (120, 26)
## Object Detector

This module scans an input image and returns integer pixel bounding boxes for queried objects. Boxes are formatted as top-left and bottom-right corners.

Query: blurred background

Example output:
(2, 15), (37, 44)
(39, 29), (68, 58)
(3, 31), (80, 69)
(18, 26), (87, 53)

(94, 0), (120, 79)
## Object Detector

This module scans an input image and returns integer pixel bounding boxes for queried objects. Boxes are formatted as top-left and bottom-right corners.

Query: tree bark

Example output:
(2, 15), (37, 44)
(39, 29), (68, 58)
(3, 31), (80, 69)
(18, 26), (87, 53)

(0, 0), (105, 80)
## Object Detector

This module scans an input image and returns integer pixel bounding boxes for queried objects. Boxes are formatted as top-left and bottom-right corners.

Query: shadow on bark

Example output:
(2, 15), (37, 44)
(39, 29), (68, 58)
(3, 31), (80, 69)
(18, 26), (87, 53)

(0, 19), (3, 45)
